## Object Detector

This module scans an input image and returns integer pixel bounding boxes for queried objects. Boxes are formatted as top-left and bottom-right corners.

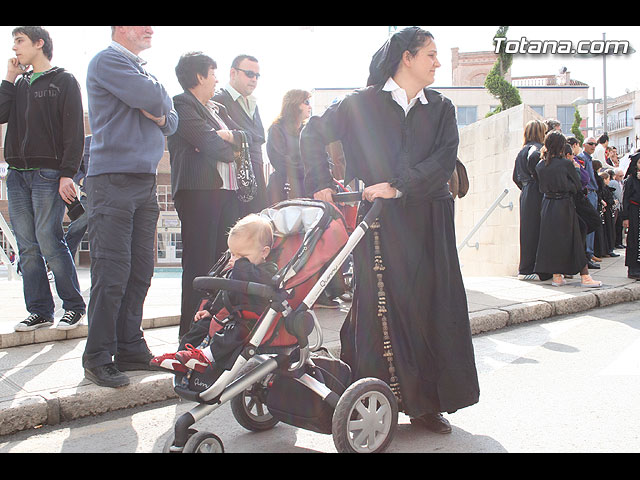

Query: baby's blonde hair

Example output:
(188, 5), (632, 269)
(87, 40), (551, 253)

(229, 214), (274, 249)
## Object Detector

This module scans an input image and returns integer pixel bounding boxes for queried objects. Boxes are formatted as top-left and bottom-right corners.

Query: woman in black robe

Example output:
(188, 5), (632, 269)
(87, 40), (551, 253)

(591, 159), (608, 259)
(512, 120), (547, 280)
(597, 169), (618, 257)
(534, 132), (601, 287)
(621, 151), (640, 279)
(300, 27), (479, 433)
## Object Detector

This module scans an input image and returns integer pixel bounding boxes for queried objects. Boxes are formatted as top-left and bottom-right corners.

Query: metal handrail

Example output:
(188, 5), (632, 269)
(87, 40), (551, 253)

(0, 212), (19, 280)
(457, 188), (513, 253)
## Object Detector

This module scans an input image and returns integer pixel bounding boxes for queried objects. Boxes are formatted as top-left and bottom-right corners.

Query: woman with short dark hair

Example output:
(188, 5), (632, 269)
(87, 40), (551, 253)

(168, 52), (246, 338)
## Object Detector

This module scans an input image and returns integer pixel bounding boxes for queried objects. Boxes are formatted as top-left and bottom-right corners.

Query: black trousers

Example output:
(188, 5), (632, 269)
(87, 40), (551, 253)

(174, 189), (240, 338)
(83, 174), (159, 369)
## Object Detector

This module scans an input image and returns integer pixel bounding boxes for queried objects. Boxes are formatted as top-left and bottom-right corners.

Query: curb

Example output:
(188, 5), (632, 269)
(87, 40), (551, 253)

(0, 373), (178, 436)
(2, 284), (639, 437)
(469, 283), (640, 334)
(0, 315), (180, 349)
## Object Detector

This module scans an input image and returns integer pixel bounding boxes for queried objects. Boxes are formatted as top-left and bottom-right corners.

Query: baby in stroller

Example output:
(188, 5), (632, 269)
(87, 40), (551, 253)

(150, 214), (277, 375)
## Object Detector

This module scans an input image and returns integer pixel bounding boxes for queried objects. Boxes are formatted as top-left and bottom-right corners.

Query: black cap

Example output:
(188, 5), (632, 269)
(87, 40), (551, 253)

(367, 27), (423, 87)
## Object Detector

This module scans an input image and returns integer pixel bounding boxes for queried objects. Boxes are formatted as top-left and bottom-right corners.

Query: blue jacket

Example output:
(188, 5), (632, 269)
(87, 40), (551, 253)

(577, 151), (598, 192)
(86, 44), (177, 176)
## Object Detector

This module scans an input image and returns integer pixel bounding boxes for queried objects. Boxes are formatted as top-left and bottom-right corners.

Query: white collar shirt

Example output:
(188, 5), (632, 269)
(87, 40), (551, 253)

(382, 77), (428, 115)
(225, 83), (257, 118)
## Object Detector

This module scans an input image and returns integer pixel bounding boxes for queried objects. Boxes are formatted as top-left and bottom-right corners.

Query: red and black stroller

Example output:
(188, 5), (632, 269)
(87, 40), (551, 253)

(162, 193), (398, 454)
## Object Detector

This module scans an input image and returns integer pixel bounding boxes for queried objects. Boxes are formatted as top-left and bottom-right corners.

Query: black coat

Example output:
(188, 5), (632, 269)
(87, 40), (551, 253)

(512, 142), (543, 275)
(301, 85), (479, 416)
(622, 173), (640, 273)
(265, 121), (306, 203)
(534, 157), (587, 274)
(167, 91), (243, 197)
(0, 68), (85, 178)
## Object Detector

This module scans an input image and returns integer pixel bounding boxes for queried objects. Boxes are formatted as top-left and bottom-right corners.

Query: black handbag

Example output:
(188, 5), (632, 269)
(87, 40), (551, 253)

(235, 131), (257, 203)
(574, 192), (601, 234)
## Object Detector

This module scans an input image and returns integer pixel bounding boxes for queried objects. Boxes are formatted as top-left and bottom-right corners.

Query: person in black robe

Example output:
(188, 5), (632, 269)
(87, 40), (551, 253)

(597, 170), (619, 258)
(300, 27), (479, 433)
(512, 119), (548, 280)
(591, 159), (608, 260)
(621, 151), (640, 279)
(534, 132), (602, 287)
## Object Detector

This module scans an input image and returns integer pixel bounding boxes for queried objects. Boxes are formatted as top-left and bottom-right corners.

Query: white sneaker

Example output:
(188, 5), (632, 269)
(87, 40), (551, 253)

(517, 274), (538, 281)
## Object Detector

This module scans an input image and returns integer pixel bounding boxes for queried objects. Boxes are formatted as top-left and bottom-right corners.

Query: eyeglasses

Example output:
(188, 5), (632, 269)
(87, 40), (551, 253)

(585, 142), (597, 146)
(235, 68), (260, 79)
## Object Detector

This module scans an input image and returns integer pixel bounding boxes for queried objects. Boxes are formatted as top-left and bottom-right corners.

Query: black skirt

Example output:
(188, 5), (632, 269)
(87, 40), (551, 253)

(340, 197), (480, 417)
(535, 196), (588, 275)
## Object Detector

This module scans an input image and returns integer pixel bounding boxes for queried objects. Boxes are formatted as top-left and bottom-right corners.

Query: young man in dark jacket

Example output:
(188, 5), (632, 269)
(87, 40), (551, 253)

(0, 26), (86, 332)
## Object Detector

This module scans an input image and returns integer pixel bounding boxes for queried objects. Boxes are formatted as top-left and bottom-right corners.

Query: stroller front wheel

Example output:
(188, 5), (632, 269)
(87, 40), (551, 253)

(332, 378), (398, 453)
(230, 360), (279, 431)
(182, 431), (224, 453)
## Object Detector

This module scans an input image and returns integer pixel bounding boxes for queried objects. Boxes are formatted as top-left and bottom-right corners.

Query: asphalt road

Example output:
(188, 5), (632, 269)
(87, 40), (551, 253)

(1, 300), (639, 453)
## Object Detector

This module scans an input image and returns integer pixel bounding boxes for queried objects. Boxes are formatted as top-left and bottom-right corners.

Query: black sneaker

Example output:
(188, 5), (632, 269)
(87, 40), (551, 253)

(84, 363), (130, 388)
(14, 313), (54, 332)
(115, 351), (155, 371)
(56, 310), (85, 330)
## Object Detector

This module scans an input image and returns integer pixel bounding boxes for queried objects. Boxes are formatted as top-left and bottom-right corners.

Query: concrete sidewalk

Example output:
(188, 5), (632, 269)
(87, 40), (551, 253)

(2, 250), (639, 436)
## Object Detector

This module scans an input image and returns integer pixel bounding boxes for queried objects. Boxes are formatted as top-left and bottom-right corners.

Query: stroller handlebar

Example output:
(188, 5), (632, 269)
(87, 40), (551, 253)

(331, 192), (384, 226)
(331, 191), (362, 204)
(362, 198), (383, 226)
(193, 277), (276, 300)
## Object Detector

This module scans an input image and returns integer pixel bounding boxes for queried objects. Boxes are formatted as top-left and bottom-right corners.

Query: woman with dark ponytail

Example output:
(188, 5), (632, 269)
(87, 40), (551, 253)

(534, 131), (602, 288)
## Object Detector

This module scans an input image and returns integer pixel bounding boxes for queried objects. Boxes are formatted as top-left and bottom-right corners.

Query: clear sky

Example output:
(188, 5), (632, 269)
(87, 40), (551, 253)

(1, 25), (638, 126)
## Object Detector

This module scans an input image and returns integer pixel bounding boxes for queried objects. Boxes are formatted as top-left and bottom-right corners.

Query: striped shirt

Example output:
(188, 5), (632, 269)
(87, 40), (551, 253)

(207, 101), (238, 191)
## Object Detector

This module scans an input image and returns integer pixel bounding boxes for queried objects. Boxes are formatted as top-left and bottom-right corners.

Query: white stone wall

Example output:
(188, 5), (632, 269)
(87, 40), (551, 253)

(455, 104), (544, 276)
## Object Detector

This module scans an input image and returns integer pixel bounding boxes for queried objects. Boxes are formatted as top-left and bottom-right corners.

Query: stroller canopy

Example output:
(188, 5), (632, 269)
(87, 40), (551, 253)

(260, 199), (349, 287)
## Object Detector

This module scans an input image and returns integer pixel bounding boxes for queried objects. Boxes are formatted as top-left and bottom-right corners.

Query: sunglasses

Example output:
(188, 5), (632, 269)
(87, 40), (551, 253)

(235, 68), (260, 79)
(585, 142), (597, 146)
(303, 99), (311, 105)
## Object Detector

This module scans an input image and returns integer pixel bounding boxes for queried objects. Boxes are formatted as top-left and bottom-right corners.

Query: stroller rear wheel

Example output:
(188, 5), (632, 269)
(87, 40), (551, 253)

(230, 360), (279, 431)
(182, 431), (224, 453)
(331, 378), (398, 453)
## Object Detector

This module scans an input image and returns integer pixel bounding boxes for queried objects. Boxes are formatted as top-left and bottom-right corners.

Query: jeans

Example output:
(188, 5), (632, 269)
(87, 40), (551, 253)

(6, 168), (85, 319)
(585, 190), (598, 258)
(82, 173), (159, 369)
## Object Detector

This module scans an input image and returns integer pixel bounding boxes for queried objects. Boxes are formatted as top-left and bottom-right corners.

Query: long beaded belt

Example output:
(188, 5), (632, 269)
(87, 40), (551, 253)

(371, 219), (403, 405)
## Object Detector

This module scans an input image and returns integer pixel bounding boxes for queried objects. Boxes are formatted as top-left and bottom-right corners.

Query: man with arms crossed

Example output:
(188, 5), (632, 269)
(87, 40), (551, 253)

(82, 26), (178, 388)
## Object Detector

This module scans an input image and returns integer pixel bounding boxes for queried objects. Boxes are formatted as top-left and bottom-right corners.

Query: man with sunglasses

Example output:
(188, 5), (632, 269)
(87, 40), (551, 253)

(213, 55), (267, 215)
(577, 136), (601, 269)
